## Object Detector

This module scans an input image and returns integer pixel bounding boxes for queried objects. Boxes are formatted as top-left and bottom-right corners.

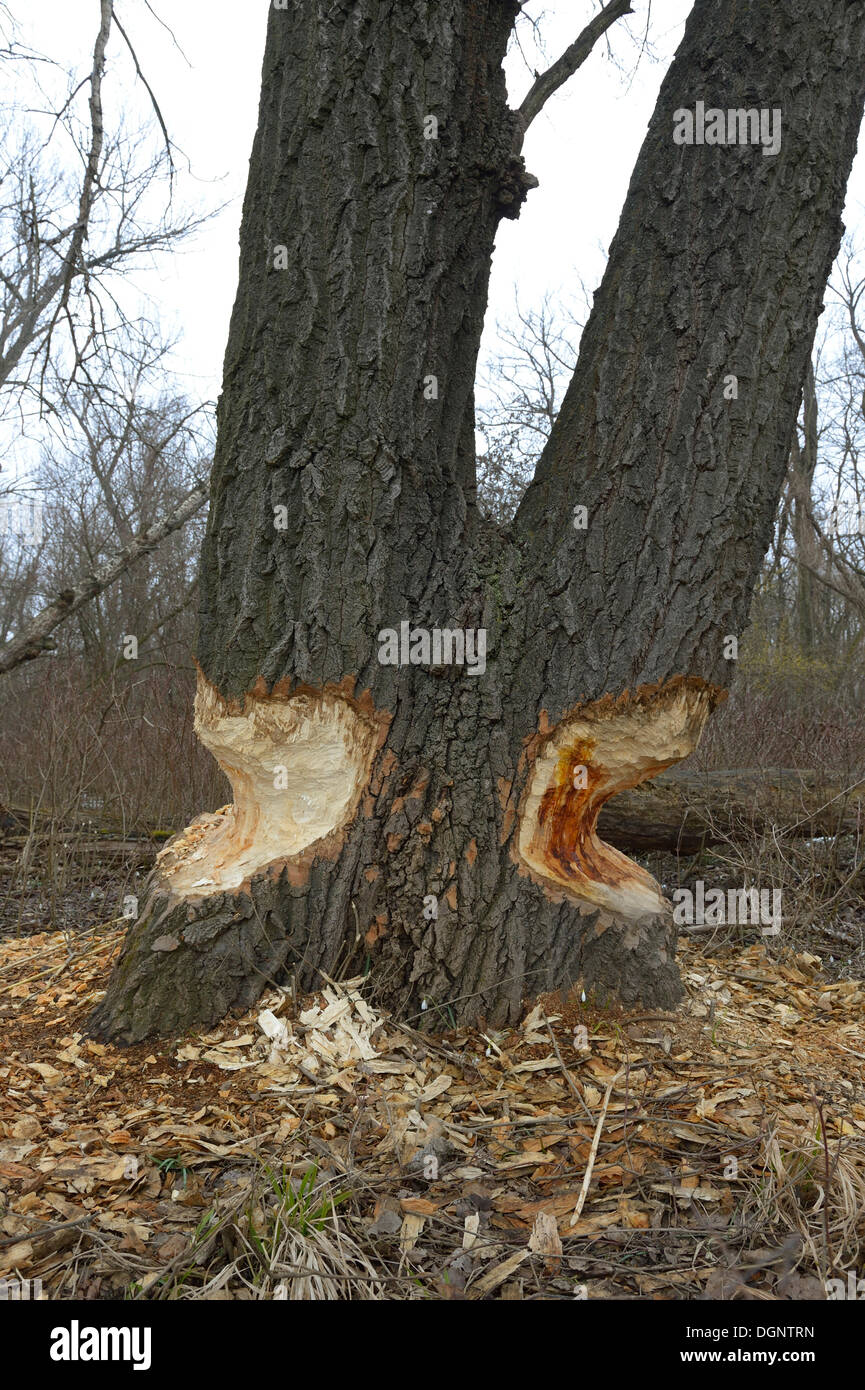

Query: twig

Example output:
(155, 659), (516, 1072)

(541, 1010), (595, 1125)
(0, 1215), (92, 1249)
(570, 1070), (621, 1226)
(812, 1095), (837, 1277)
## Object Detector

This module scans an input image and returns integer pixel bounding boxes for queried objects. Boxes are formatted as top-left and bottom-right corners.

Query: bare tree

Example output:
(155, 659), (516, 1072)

(0, 327), (211, 677)
(0, 2), (209, 419)
(90, 0), (865, 1044)
(0, 3), (215, 676)
(783, 244), (865, 654)
(477, 291), (587, 521)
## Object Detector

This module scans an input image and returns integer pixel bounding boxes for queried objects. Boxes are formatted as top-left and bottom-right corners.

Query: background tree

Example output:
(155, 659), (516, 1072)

(0, 3), (220, 913)
(788, 246), (865, 652)
(92, 0), (865, 1043)
(0, 1), (212, 681)
(0, 328), (216, 863)
(0, 2), (207, 412)
(476, 290), (584, 524)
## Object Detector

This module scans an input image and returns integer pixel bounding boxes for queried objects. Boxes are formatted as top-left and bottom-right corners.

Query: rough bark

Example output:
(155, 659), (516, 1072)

(91, 0), (865, 1043)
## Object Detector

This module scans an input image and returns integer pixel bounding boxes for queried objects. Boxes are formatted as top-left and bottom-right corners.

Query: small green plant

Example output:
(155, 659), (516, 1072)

(265, 1162), (350, 1236)
(153, 1155), (189, 1183)
(192, 1207), (219, 1242)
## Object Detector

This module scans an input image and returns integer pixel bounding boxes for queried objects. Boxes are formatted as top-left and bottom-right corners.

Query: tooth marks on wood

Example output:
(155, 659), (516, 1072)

(517, 677), (724, 919)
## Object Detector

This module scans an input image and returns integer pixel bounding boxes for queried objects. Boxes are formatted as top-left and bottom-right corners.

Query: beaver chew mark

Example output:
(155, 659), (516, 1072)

(164, 675), (379, 898)
(519, 682), (716, 919)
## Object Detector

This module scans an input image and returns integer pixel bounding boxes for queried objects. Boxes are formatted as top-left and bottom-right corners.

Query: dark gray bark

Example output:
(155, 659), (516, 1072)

(91, 0), (865, 1043)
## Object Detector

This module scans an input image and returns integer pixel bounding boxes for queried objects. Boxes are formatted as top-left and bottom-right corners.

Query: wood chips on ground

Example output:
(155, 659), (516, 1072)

(0, 926), (862, 1300)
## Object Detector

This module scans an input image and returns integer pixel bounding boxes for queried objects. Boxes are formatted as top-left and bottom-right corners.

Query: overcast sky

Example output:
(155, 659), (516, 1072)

(9, 1), (865, 424)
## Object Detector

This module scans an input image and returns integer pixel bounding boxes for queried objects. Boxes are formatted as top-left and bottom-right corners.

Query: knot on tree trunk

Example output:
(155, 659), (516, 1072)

(493, 154), (539, 218)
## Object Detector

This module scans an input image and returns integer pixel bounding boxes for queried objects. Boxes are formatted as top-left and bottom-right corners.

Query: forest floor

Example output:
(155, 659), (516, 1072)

(1, 889), (864, 1301)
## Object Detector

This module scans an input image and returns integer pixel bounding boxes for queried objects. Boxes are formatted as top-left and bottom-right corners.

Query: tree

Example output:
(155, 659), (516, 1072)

(476, 291), (585, 523)
(0, 1), (213, 675)
(0, 3), (205, 416)
(0, 328), (211, 678)
(92, 0), (865, 1043)
(786, 245), (865, 654)
(0, 477), (207, 677)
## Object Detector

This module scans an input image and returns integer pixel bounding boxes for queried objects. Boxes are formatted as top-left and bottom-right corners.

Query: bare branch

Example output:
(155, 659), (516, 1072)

(58, 2), (113, 314)
(0, 480), (208, 677)
(35, 0), (112, 404)
(517, 0), (633, 131)
(111, 8), (175, 179)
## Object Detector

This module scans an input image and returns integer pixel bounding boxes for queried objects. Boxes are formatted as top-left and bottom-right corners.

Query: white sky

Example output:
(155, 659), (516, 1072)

(8, 1), (865, 422)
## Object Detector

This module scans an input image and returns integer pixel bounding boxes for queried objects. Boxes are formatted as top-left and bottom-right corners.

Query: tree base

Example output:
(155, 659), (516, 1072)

(88, 865), (295, 1044)
(89, 676), (715, 1043)
(89, 848), (682, 1045)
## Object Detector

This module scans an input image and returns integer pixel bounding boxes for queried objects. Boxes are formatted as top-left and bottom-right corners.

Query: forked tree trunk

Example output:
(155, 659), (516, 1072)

(91, 0), (865, 1042)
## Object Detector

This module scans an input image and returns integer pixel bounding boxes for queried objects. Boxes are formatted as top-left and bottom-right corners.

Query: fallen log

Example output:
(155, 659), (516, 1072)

(597, 768), (865, 853)
(0, 834), (158, 867)
(3, 771), (863, 865)
(0, 802), (171, 843)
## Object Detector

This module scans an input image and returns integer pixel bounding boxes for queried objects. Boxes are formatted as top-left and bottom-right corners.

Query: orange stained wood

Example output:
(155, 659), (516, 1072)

(518, 678), (725, 917)
(529, 738), (659, 904)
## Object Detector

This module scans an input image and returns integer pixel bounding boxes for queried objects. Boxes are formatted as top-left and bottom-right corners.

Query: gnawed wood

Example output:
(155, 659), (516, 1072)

(517, 679), (718, 916)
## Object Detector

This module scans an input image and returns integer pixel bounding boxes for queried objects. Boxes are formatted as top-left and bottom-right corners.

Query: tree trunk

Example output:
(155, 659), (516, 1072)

(791, 363), (820, 654)
(91, 0), (865, 1043)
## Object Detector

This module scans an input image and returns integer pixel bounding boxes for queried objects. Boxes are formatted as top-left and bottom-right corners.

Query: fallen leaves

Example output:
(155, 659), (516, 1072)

(0, 927), (862, 1299)
(528, 1210), (562, 1272)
